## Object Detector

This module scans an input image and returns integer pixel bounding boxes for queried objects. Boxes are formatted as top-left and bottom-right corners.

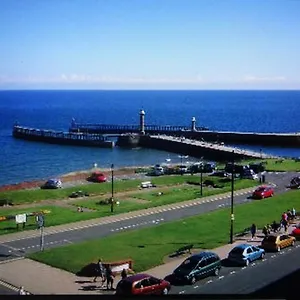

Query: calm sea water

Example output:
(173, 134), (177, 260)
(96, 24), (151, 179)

(0, 90), (300, 186)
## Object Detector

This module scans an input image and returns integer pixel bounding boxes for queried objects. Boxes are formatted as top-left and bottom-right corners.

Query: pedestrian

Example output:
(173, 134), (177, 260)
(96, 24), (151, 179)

(262, 225), (269, 237)
(121, 268), (127, 280)
(18, 286), (26, 295)
(292, 208), (296, 219)
(93, 258), (105, 285)
(250, 223), (256, 240)
(106, 264), (115, 290)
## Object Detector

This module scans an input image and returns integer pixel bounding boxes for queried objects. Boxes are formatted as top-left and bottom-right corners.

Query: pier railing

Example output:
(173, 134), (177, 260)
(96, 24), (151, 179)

(69, 123), (208, 133)
(13, 125), (107, 141)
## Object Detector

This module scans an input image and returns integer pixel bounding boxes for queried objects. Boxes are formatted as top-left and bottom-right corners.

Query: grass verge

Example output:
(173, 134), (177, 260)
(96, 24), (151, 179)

(28, 190), (300, 274)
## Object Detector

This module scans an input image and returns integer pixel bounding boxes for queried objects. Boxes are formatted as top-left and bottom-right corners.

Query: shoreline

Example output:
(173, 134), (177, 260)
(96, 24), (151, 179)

(0, 165), (153, 193)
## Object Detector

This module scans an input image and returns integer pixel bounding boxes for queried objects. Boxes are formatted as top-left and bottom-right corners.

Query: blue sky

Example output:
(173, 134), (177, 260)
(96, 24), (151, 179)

(1, 0), (300, 90)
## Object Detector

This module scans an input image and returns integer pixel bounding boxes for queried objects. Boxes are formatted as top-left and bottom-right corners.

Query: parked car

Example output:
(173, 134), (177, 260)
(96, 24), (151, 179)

(203, 162), (216, 173)
(249, 162), (266, 173)
(241, 169), (258, 180)
(172, 251), (221, 284)
(252, 186), (274, 199)
(261, 233), (296, 252)
(290, 176), (300, 189)
(87, 172), (107, 183)
(153, 165), (164, 176)
(291, 224), (300, 240)
(227, 244), (265, 266)
(115, 274), (171, 295)
(225, 163), (249, 174)
(41, 178), (62, 189)
(178, 165), (188, 174)
(210, 170), (230, 177)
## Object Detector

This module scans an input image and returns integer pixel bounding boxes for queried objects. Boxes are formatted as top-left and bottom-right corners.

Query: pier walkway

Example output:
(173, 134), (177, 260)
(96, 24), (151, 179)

(147, 135), (280, 160)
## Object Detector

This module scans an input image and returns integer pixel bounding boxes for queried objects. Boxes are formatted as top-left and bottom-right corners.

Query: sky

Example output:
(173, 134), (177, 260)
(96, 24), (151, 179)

(0, 0), (300, 90)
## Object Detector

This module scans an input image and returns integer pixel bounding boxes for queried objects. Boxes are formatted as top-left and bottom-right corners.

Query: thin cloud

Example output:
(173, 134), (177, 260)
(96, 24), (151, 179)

(242, 75), (287, 82)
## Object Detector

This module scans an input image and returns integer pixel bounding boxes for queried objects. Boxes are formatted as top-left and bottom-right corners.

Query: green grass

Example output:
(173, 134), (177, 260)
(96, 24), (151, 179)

(28, 189), (300, 274)
(73, 178), (256, 212)
(0, 206), (102, 235)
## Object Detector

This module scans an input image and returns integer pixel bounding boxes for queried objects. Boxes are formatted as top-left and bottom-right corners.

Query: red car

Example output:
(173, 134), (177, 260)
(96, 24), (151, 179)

(88, 172), (107, 183)
(291, 224), (300, 239)
(252, 185), (274, 199)
(115, 273), (171, 295)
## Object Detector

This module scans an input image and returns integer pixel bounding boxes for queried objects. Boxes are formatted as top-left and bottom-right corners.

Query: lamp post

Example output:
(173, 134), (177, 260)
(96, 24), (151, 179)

(111, 163), (114, 213)
(230, 150), (235, 244)
(200, 162), (203, 196)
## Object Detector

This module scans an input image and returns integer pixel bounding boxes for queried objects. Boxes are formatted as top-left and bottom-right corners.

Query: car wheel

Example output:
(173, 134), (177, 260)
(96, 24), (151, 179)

(190, 276), (196, 285)
(277, 246), (281, 252)
(214, 268), (220, 276)
(291, 240), (295, 246)
(162, 288), (169, 295)
(260, 252), (265, 259)
(245, 259), (250, 266)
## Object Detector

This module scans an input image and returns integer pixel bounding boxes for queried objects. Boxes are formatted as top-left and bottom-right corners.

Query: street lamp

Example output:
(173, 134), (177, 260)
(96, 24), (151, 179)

(111, 163), (114, 213)
(230, 150), (235, 244)
(200, 162), (203, 196)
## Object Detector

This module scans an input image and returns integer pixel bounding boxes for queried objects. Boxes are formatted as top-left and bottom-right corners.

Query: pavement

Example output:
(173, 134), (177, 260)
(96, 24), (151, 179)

(0, 223), (297, 295)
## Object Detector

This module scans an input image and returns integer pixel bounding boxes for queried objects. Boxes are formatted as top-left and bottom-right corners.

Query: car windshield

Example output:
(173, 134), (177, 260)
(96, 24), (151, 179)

(180, 258), (199, 270)
(230, 247), (244, 255)
(263, 236), (277, 242)
(256, 187), (266, 192)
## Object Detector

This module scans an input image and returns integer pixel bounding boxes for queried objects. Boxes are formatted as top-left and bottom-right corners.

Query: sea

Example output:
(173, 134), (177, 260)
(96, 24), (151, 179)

(0, 90), (300, 186)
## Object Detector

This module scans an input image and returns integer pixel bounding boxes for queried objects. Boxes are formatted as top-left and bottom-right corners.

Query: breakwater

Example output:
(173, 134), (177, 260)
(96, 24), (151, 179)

(13, 125), (115, 148)
(139, 135), (279, 161)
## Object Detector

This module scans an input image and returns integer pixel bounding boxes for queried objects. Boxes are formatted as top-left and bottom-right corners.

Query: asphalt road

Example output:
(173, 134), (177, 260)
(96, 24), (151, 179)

(0, 171), (298, 260)
(169, 242), (300, 297)
(0, 283), (18, 295)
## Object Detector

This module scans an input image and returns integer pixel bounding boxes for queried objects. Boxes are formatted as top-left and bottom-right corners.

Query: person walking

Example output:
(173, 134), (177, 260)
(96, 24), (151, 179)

(93, 259), (105, 285)
(250, 223), (257, 240)
(106, 265), (115, 290)
(292, 208), (296, 220)
(121, 268), (127, 280)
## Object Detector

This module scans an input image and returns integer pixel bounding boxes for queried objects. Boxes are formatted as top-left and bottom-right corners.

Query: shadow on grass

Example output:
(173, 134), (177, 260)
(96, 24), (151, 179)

(76, 263), (98, 277)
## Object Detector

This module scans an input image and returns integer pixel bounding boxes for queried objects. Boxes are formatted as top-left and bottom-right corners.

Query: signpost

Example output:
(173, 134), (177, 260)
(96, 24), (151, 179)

(37, 214), (45, 251)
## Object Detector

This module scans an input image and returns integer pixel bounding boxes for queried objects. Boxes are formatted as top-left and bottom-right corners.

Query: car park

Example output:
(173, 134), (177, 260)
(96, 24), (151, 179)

(227, 244), (265, 266)
(115, 274), (171, 295)
(172, 251), (221, 284)
(87, 172), (107, 183)
(41, 178), (62, 189)
(261, 233), (296, 252)
(252, 185), (274, 199)
(210, 170), (230, 177)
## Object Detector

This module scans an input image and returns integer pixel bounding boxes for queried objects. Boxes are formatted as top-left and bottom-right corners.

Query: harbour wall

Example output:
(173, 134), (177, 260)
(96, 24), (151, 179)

(138, 135), (278, 161)
(177, 131), (300, 147)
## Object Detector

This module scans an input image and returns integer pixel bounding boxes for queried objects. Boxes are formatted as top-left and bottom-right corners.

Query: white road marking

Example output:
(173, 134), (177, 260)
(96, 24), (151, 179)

(241, 267), (246, 270)
(262, 259), (266, 261)
(251, 263), (256, 266)
(179, 291), (185, 294)
(207, 280), (213, 284)
(271, 255), (276, 258)
(193, 285), (199, 289)
(230, 271), (236, 274)
(288, 248), (292, 251)
(218, 276), (224, 280)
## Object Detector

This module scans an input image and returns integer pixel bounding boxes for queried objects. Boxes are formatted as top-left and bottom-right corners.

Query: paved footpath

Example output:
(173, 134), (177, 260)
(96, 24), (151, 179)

(0, 224), (296, 295)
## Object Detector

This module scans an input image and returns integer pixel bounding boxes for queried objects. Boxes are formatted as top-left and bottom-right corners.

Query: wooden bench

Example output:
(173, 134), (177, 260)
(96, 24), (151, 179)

(175, 244), (194, 255)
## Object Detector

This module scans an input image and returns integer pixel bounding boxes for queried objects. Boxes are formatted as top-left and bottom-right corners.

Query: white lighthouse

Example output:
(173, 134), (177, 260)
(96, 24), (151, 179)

(191, 117), (196, 132)
(139, 109), (145, 135)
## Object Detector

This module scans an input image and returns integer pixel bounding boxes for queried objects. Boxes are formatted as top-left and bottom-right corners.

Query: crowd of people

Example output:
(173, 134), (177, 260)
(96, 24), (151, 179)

(250, 208), (297, 239)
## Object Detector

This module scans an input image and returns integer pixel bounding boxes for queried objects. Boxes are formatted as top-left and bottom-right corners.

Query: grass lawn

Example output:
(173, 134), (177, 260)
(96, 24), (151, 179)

(28, 189), (300, 275)
(0, 206), (101, 235)
(0, 178), (256, 236)
(72, 178), (256, 212)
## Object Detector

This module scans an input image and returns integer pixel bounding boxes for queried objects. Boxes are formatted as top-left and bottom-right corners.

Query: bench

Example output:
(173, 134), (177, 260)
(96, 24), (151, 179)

(175, 244), (194, 255)
(140, 181), (154, 188)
